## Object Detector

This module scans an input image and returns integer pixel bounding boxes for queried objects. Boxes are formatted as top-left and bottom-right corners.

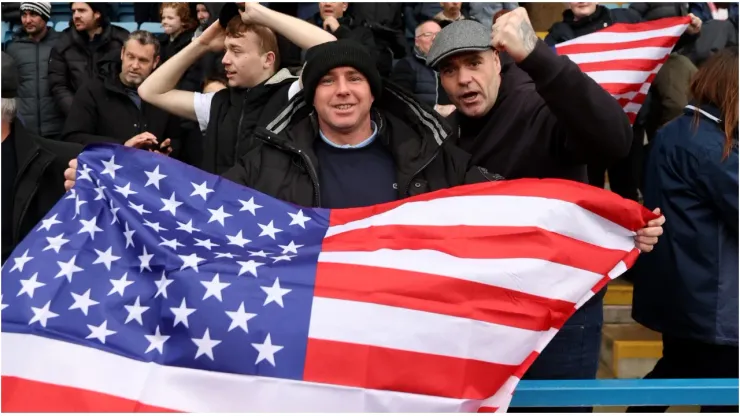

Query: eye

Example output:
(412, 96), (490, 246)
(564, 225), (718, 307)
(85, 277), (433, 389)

(320, 78), (333, 85)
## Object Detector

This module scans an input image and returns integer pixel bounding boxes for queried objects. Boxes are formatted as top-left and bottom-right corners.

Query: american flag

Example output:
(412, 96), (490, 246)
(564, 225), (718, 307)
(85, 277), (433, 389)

(556, 16), (691, 124)
(1, 144), (655, 412)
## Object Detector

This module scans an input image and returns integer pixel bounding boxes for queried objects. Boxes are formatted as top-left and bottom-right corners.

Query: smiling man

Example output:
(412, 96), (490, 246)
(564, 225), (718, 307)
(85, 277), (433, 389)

(60, 31), (182, 157)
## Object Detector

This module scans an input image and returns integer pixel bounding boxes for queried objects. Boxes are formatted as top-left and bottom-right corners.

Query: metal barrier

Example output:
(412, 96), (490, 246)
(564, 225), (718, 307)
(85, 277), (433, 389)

(511, 379), (740, 407)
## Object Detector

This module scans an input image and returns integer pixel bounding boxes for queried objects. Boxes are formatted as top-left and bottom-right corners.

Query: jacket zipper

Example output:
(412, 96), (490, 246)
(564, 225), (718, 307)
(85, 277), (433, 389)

(35, 43), (42, 134)
(257, 131), (322, 207)
(404, 148), (441, 197)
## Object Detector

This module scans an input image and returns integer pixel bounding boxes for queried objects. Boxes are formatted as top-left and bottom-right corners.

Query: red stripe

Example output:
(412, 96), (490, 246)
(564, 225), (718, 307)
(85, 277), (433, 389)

(328, 179), (656, 232)
(601, 72), (657, 94)
(322, 225), (631, 273)
(513, 351), (541, 379)
(1, 376), (178, 412)
(578, 58), (663, 73)
(478, 405), (500, 412)
(315, 262), (577, 331)
(596, 16), (689, 33)
(556, 35), (679, 55)
(627, 112), (638, 124)
(616, 92), (648, 108)
(304, 338), (515, 400)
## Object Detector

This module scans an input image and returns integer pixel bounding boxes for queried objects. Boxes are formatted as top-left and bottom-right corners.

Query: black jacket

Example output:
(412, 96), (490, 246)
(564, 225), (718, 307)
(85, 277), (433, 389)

(545, 5), (641, 46)
(60, 58), (183, 157)
(1, 122), (83, 263)
(390, 47), (447, 108)
(48, 23), (130, 116)
(222, 82), (500, 208)
(5, 28), (65, 138)
(202, 68), (297, 175)
(447, 40), (633, 183)
(159, 28), (203, 92)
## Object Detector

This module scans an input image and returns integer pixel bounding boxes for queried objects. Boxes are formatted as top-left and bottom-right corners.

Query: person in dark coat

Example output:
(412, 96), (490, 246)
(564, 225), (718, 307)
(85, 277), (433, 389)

(628, 48), (738, 414)
(5, 2), (64, 139)
(158, 2), (202, 92)
(347, 2), (407, 77)
(47, 2), (129, 116)
(390, 20), (452, 112)
(1, 52), (83, 264)
(426, 13), (664, 413)
(60, 31), (182, 158)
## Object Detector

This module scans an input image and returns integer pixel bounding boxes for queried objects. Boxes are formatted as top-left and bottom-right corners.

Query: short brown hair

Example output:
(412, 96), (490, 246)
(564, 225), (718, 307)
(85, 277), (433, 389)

(689, 48), (738, 160)
(160, 2), (198, 32)
(225, 16), (281, 69)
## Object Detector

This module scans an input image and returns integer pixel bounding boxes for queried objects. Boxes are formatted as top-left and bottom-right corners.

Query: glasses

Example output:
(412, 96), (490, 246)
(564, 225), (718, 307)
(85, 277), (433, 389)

(416, 32), (439, 40)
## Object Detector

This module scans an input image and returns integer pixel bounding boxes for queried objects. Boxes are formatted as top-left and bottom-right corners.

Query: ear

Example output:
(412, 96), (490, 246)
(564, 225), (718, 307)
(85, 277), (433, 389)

(341, 3), (348, 12)
(120, 46), (125, 61)
(152, 56), (161, 70)
(263, 51), (276, 69)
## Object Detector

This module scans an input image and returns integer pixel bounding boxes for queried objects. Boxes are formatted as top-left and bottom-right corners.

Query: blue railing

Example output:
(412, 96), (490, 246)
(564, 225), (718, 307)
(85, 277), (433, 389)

(511, 379), (739, 407)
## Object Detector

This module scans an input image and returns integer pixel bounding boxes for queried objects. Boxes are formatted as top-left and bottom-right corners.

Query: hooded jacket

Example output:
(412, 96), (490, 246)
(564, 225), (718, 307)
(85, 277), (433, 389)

(222, 81), (500, 208)
(48, 21), (129, 115)
(5, 27), (65, 138)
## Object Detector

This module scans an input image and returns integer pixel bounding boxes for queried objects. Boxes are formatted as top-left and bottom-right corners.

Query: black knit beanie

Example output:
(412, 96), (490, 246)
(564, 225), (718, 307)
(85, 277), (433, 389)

(301, 40), (382, 106)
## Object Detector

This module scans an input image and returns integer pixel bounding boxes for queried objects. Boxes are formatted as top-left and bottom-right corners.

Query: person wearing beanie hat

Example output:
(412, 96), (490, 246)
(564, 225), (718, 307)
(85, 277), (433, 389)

(19, 2), (51, 22)
(0, 52), (83, 264)
(48, 3), (129, 115)
(426, 9), (664, 413)
(6, 1), (64, 138)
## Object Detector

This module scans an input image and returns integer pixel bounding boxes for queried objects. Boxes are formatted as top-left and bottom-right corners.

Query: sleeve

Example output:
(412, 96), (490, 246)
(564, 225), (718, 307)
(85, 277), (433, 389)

(193, 91), (216, 133)
(48, 46), (76, 116)
(60, 85), (119, 145)
(516, 40), (633, 166)
(696, 148), (739, 233)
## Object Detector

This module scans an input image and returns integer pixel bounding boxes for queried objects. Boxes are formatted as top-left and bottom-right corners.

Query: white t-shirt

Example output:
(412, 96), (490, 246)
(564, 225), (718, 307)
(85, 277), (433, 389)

(193, 79), (302, 133)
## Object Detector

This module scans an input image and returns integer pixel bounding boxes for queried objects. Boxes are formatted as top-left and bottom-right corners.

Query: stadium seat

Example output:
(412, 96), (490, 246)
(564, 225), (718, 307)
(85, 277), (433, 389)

(139, 22), (163, 34)
(112, 22), (138, 32)
(47, 20), (54, 27)
(51, 13), (71, 24)
(55, 21), (70, 32)
(118, 13), (136, 23)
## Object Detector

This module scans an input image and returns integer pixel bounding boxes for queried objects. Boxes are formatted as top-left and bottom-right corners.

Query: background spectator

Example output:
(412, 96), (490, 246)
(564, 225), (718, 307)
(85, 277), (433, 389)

(348, 3), (407, 76)
(469, 3), (518, 30)
(5, 2), (64, 139)
(48, 2), (128, 116)
(434, 2), (467, 26)
(158, 2), (201, 92)
(630, 47), (739, 414)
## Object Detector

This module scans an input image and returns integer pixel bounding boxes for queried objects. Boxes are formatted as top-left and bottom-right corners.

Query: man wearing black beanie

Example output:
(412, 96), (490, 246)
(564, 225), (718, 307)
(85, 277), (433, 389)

(215, 39), (503, 209)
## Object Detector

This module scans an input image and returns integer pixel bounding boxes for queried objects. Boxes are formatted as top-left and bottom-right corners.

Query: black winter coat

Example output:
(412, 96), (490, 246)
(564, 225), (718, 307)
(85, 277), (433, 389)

(159, 28), (203, 92)
(5, 28), (65, 138)
(222, 82), (500, 208)
(1, 122), (83, 263)
(48, 23), (130, 116)
(545, 5), (641, 46)
(390, 47), (446, 108)
(60, 59), (183, 157)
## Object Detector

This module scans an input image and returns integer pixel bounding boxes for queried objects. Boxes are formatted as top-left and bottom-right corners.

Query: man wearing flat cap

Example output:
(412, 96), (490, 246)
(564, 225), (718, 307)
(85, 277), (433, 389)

(1, 53), (82, 264)
(425, 9), (665, 413)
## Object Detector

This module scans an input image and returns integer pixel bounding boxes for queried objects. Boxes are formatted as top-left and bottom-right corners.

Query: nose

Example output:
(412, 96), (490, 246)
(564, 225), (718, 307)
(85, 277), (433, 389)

(335, 77), (350, 96)
(457, 67), (473, 86)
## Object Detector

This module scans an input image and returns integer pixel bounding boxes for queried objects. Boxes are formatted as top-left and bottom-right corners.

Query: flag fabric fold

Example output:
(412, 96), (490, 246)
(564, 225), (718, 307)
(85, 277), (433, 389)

(1, 144), (655, 412)
(556, 16), (691, 124)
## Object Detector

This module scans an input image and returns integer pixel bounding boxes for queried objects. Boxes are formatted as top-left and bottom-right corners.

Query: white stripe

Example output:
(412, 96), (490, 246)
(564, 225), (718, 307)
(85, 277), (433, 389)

(558, 24), (687, 46)
(564, 47), (672, 64)
(2, 333), (483, 412)
(624, 102), (643, 114)
(309, 297), (544, 366)
(318, 250), (605, 304)
(585, 69), (655, 85)
(326, 195), (636, 252)
(479, 375), (520, 410)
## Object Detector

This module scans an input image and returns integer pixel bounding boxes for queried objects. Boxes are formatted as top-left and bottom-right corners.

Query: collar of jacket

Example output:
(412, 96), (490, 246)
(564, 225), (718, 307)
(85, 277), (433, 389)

(228, 68), (297, 106)
(685, 101), (723, 124)
(69, 22), (113, 47)
(10, 121), (55, 242)
(562, 5), (612, 29)
(12, 27), (58, 43)
(255, 79), (451, 180)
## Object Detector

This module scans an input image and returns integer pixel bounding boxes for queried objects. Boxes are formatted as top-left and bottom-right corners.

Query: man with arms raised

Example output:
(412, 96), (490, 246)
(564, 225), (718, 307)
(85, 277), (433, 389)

(426, 9), (658, 413)
(138, 3), (336, 175)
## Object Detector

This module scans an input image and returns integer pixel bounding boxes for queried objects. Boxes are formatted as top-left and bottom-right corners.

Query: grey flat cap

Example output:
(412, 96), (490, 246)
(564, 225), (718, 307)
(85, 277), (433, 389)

(426, 20), (492, 68)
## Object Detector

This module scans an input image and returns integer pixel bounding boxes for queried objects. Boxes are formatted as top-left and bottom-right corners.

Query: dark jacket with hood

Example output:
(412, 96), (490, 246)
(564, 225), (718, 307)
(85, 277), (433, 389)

(447, 41), (632, 183)
(48, 20), (129, 116)
(222, 82), (501, 208)
(60, 55), (182, 157)
(1, 122), (83, 263)
(201, 68), (298, 175)
(5, 27), (65, 138)
(633, 104), (738, 346)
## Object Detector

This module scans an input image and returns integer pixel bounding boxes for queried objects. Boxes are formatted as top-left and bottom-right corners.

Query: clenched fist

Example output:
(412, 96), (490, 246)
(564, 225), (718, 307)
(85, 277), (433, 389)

(490, 7), (539, 63)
